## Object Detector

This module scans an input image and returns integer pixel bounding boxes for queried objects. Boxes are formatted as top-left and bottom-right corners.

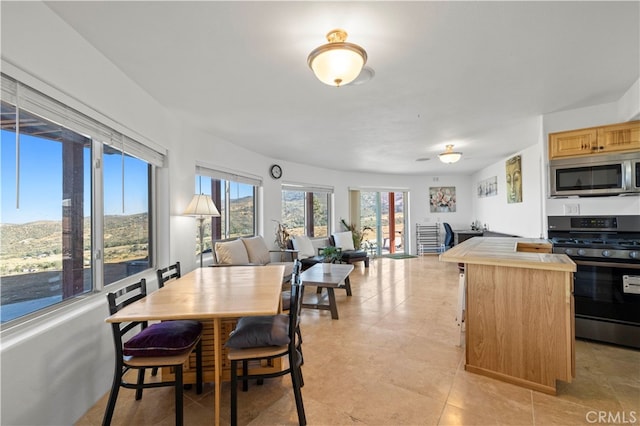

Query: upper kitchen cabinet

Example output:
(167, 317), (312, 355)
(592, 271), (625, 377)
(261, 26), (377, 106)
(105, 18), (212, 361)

(549, 121), (640, 159)
(598, 122), (640, 153)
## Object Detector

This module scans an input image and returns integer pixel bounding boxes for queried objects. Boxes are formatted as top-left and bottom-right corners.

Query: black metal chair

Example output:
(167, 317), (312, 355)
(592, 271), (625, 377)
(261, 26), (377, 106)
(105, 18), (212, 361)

(151, 261), (182, 376)
(226, 259), (306, 426)
(157, 261), (181, 288)
(103, 278), (203, 426)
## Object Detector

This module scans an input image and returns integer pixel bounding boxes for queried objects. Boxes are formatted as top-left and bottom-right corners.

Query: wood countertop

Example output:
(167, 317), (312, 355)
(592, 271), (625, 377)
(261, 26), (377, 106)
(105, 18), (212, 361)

(439, 237), (576, 272)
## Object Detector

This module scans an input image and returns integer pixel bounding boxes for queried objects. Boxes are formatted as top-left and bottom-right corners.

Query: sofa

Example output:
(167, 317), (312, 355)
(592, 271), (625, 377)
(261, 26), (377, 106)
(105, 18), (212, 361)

(212, 236), (295, 282)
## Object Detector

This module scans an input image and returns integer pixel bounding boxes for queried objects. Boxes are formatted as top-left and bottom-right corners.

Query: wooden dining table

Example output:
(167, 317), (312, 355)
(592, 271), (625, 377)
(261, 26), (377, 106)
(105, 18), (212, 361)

(105, 265), (285, 426)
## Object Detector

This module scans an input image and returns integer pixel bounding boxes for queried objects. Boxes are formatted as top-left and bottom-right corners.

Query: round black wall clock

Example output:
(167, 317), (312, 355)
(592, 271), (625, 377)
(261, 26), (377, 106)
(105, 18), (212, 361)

(269, 164), (282, 179)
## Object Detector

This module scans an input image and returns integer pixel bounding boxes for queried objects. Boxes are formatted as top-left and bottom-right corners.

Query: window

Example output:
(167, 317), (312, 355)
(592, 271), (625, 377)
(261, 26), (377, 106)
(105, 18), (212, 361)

(282, 184), (332, 237)
(102, 145), (152, 285)
(0, 74), (162, 324)
(194, 167), (260, 255)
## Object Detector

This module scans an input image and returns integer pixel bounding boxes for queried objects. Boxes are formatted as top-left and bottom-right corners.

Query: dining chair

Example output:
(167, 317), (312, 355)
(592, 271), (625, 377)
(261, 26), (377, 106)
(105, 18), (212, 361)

(151, 261), (182, 377)
(157, 261), (181, 288)
(103, 278), (203, 426)
(226, 259), (306, 426)
(443, 222), (454, 248)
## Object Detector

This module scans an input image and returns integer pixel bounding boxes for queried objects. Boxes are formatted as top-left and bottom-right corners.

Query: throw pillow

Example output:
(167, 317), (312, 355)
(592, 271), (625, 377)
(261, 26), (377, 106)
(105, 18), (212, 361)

(241, 236), (271, 264)
(333, 231), (355, 251)
(215, 239), (249, 264)
(225, 315), (290, 349)
(124, 320), (202, 357)
(292, 235), (315, 258)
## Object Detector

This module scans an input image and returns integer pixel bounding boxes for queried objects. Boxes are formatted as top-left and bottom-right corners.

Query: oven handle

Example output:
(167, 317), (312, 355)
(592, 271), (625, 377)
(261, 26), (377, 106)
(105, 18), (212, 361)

(573, 259), (640, 270)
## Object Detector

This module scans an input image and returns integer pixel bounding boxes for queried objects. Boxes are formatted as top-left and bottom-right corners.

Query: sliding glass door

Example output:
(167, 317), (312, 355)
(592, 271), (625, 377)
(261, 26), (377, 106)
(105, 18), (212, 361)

(349, 189), (407, 256)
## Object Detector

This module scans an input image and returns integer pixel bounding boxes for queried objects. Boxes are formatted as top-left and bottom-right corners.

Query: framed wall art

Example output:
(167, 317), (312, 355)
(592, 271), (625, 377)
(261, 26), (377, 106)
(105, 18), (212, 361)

(477, 176), (498, 197)
(506, 155), (522, 203)
(429, 186), (456, 212)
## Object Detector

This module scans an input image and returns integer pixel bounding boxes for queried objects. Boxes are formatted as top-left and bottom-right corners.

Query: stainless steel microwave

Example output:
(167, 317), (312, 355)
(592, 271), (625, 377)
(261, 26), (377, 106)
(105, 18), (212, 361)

(549, 152), (640, 197)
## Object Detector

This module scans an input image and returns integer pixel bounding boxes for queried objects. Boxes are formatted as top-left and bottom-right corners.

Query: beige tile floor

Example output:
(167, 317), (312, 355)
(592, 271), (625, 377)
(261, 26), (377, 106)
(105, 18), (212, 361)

(76, 255), (640, 425)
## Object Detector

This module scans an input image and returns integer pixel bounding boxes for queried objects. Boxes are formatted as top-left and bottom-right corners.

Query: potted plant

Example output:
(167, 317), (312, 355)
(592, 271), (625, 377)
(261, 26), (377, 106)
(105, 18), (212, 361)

(273, 220), (291, 250)
(320, 246), (340, 273)
(340, 219), (373, 249)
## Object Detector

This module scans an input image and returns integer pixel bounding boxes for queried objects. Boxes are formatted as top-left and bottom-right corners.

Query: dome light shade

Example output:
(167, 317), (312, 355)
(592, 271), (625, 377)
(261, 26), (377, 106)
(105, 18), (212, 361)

(438, 145), (463, 164)
(308, 29), (367, 87)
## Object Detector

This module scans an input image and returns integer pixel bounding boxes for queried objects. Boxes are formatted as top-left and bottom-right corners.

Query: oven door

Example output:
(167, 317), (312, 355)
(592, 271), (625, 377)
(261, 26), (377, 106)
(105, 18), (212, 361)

(573, 258), (640, 325)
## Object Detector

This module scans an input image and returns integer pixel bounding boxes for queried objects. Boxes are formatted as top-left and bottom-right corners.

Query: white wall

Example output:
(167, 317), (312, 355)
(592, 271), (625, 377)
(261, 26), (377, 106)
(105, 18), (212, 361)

(471, 117), (545, 238)
(470, 79), (640, 237)
(542, 79), (640, 219)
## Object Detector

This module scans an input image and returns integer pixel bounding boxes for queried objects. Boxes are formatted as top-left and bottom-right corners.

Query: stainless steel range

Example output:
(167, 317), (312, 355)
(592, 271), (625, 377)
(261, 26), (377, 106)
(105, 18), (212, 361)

(548, 215), (640, 349)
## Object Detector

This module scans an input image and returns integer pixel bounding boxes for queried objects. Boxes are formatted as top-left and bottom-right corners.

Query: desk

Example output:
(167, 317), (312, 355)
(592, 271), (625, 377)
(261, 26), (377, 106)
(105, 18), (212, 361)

(106, 265), (285, 426)
(454, 230), (483, 245)
(300, 263), (354, 319)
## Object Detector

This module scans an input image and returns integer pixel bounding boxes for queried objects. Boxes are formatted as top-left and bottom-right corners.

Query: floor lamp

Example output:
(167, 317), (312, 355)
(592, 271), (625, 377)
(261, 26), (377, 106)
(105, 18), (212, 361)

(183, 194), (220, 267)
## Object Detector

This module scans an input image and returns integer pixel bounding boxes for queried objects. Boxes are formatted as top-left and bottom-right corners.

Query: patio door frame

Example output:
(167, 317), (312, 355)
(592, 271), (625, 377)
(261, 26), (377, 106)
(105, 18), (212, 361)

(348, 187), (410, 256)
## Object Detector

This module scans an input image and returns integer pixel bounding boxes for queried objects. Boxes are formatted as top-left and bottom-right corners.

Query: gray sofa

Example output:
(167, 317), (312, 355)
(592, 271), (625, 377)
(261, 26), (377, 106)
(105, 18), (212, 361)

(212, 236), (295, 282)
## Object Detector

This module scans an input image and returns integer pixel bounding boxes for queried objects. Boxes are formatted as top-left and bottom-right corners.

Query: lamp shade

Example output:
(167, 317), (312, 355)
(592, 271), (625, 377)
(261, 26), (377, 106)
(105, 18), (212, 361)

(438, 145), (463, 164)
(308, 29), (367, 87)
(183, 194), (220, 217)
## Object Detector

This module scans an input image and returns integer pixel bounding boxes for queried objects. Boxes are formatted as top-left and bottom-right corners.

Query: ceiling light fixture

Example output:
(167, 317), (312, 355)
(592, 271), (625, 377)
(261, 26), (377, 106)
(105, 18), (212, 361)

(438, 145), (463, 164)
(307, 29), (367, 87)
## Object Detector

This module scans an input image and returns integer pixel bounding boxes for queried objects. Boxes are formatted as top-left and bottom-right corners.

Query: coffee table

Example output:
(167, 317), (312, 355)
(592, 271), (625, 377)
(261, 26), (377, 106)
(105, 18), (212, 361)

(299, 263), (354, 319)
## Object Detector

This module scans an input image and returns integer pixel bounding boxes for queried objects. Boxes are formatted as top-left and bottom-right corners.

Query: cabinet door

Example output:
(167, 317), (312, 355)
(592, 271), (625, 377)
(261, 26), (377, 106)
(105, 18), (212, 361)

(548, 128), (598, 159)
(597, 121), (640, 153)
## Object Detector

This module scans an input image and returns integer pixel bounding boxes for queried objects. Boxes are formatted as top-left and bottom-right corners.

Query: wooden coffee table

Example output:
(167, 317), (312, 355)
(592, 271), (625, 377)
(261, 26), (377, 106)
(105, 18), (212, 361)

(300, 263), (354, 319)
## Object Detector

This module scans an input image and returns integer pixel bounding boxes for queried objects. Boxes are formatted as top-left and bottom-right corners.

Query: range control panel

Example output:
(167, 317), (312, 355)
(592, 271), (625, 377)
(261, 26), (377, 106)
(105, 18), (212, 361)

(570, 217), (617, 229)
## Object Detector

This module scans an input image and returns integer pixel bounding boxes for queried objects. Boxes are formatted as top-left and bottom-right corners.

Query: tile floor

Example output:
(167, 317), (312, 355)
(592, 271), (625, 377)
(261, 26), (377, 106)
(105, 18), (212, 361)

(76, 255), (640, 425)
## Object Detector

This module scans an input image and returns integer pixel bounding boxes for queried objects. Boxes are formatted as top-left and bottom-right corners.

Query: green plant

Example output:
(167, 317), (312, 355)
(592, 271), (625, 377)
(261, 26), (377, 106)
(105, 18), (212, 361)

(320, 246), (340, 263)
(273, 220), (291, 250)
(340, 219), (373, 249)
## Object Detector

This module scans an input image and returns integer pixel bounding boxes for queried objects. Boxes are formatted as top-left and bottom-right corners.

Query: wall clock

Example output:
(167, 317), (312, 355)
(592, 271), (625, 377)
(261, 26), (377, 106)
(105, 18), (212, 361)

(269, 164), (282, 179)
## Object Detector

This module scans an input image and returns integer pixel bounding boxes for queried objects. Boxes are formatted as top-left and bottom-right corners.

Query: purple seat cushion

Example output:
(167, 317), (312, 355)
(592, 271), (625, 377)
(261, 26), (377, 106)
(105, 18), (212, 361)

(124, 320), (202, 357)
(225, 315), (290, 349)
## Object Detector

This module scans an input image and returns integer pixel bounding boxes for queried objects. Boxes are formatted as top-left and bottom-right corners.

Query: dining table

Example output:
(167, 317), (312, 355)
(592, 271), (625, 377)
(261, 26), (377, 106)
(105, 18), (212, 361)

(105, 265), (285, 426)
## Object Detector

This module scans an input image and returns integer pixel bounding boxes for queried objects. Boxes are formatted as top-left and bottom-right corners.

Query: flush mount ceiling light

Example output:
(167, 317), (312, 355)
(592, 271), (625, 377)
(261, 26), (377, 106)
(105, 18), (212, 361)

(438, 144), (463, 164)
(307, 29), (367, 87)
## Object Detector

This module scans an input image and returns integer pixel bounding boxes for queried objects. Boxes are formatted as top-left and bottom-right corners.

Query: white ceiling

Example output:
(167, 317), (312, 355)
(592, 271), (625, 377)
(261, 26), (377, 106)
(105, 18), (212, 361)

(44, 1), (639, 175)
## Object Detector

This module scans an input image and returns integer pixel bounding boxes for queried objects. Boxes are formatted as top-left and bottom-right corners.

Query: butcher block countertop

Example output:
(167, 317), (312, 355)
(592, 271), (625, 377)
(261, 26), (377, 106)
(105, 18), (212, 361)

(440, 237), (576, 272)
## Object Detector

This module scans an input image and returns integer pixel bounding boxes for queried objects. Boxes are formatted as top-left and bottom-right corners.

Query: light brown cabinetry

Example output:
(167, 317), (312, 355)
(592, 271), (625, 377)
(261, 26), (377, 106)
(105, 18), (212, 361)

(598, 122), (640, 152)
(549, 120), (640, 159)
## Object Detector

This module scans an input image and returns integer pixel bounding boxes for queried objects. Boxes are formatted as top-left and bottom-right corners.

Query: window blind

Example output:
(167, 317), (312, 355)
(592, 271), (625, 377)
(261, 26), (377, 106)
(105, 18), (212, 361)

(196, 164), (262, 187)
(1, 73), (165, 167)
(282, 182), (334, 193)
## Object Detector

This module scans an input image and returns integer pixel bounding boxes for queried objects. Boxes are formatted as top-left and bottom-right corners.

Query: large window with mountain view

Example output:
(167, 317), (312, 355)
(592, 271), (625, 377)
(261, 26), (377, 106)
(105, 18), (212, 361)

(282, 184), (332, 237)
(194, 167), (259, 257)
(0, 74), (161, 324)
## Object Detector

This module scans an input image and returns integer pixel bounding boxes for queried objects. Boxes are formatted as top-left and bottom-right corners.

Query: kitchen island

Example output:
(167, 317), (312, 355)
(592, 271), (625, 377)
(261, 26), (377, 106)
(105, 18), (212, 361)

(440, 237), (576, 395)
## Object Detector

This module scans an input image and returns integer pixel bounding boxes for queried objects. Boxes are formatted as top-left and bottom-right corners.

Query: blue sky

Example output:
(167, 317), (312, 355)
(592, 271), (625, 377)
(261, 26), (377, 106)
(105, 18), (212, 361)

(1, 130), (149, 224)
